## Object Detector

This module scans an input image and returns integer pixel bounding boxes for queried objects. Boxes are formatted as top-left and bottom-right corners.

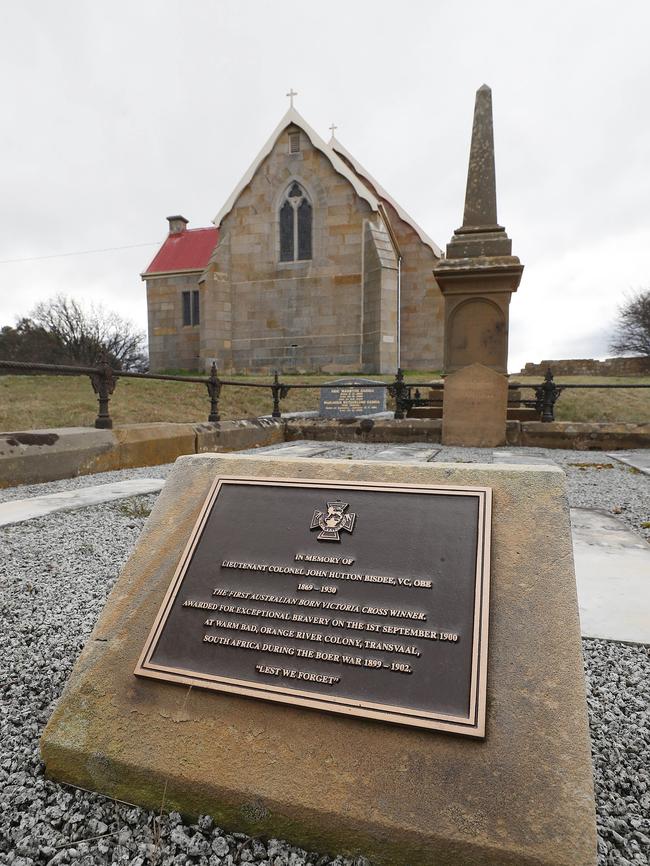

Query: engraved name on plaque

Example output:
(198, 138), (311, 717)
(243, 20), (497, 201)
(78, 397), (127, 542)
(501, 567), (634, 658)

(319, 378), (386, 418)
(136, 478), (491, 737)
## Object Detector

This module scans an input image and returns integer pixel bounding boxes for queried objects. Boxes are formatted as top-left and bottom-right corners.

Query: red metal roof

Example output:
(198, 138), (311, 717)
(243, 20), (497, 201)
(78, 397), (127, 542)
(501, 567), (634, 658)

(143, 227), (219, 275)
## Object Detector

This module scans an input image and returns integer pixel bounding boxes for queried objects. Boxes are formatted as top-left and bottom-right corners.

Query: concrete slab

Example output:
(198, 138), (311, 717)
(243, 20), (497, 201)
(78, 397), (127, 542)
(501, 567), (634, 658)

(360, 445), (439, 462)
(493, 450), (556, 466)
(571, 507), (650, 644)
(0, 479), (165, 527)
(254, 442), (336, 458)
(606, 450), (650, 476)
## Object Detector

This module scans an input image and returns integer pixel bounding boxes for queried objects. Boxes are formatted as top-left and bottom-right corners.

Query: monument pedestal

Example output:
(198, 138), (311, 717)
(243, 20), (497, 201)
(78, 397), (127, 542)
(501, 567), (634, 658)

(442, 363), (508, 447)
(41, 454), (596, 866)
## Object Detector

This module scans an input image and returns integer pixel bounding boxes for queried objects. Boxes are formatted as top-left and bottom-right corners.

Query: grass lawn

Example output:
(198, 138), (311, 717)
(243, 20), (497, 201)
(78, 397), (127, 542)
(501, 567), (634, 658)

(515, 375), (650, 423)
(0, 372), (648, 431)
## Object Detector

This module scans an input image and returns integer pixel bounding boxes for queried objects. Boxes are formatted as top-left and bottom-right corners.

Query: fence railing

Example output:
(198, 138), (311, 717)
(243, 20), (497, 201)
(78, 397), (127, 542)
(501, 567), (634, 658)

(0, 360), (648, 429)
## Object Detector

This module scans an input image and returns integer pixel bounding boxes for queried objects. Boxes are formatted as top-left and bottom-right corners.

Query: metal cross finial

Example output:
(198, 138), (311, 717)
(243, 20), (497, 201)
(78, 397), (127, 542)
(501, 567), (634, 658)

(286, 88), (298, 108)
(329, 122), (338, 138)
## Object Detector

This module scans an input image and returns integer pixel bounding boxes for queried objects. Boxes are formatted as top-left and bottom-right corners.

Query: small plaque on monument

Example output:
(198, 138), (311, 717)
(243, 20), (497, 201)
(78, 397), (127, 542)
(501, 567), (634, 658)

(136, 477), (491, 736)
(319, 378), (386, 418)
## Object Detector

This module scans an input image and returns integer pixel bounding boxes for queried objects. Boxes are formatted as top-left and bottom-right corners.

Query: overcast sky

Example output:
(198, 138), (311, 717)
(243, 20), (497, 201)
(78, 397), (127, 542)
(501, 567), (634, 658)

(1, 0), (649, 373)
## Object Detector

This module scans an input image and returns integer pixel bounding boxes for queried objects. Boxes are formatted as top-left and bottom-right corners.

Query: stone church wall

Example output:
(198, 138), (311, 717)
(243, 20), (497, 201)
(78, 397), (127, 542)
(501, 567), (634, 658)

(146, 272), (202, 371)
(202, 126), (378, 374)
(385, 201), (444, 372)
(362, 223), (398, 372)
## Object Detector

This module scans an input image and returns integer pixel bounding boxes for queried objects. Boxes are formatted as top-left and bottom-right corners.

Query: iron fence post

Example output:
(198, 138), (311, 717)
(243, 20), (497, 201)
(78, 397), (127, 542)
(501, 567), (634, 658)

(535, 368), (561, 422)
(388, 368), (409, 419)
(206, 362), (222, 422)
(270, 370), (290, 419)
(90, 354), (116, 429)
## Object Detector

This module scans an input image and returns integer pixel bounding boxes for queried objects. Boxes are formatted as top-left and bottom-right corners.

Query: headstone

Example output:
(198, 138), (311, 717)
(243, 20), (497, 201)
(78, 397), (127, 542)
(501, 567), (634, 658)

(41, 453), (596, 866)
(319, 378), (386, 418)
(442, 363), (508, 447)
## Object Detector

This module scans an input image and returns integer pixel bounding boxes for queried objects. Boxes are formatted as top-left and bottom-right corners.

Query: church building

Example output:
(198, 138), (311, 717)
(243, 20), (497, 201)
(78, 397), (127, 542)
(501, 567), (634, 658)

(142, 103), (445, 374)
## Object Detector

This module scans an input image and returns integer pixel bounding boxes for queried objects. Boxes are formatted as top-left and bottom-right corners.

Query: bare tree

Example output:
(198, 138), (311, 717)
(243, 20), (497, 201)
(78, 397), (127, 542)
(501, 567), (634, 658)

(30, 295), (148, 370)
(609, 289), (650, 357)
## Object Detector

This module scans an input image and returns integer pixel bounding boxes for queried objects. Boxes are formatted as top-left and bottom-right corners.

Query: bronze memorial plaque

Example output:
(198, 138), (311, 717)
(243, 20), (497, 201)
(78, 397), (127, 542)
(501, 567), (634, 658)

(136, 477), (492, 737)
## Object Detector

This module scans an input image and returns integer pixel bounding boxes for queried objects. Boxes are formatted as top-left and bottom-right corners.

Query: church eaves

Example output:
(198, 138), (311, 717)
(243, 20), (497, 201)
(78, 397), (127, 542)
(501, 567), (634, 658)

(330, 136), (442, 258)
(213, 106), (381, 227)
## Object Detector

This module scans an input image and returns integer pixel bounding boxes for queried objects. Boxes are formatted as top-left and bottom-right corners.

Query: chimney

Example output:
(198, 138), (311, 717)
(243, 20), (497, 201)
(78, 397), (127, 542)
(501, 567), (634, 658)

(167, 215), (189, 235)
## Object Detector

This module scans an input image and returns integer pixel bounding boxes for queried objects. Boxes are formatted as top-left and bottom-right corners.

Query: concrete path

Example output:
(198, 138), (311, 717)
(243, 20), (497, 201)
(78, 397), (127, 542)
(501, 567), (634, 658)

(254, 442), (438, 461)
(356, 445), (439, 462)
(571, 508), (650, 644)
(0, 479), (165, 527)
(607, 451), (650, 476)
(492, 450), (556, 466)
(255, 442), (337, 458)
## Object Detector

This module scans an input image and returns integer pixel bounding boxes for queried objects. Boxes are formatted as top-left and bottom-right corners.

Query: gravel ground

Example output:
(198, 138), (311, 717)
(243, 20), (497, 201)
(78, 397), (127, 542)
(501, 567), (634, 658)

(1, 444), (649, 865)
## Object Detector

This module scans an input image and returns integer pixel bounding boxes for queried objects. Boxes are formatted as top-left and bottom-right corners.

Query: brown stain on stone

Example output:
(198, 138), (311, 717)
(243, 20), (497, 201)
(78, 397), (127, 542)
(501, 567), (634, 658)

(4, 432), (60, 447)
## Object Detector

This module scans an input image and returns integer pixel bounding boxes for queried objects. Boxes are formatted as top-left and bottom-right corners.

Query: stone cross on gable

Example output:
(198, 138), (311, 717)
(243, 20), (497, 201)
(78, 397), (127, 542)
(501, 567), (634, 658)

(329, 123), (338, 137)
(286, 88), (298, 108)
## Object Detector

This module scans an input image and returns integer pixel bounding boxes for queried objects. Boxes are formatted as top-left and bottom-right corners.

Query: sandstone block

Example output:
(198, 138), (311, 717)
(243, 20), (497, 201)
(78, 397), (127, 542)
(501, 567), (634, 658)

(442, 363), (508, 447)
(41, 454), (595, 866)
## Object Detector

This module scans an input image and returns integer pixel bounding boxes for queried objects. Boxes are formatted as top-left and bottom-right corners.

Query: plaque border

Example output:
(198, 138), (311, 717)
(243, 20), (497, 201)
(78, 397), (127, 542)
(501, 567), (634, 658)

(135, 477), (492, 738)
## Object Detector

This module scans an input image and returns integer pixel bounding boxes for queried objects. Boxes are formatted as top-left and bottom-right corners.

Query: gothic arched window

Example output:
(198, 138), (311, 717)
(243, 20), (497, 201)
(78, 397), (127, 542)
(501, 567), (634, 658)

(279, 182), (312, 262)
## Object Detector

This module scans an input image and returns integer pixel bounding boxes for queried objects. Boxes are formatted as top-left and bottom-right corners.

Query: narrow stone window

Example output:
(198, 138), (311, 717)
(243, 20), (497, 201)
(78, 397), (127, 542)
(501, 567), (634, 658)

(182, 291), (191, 326)
(297, 198), (312, 260)
(280, 201), (294, 261)
(192, 290), (200, 326)
(289, 131), (300, 153)
(279, 182), (312, 262)
(182, 290), (200, 326)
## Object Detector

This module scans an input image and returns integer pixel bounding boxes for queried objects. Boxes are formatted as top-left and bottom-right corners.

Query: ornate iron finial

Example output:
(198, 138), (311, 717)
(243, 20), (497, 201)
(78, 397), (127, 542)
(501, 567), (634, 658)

(286, 88), (298, 108)
(206, 361), (221, 423)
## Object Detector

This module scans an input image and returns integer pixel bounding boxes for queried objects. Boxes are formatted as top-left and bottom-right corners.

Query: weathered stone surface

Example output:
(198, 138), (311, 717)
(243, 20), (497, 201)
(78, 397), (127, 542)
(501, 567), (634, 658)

(194, 418), (284, 453)
(442, 363), (508, 447)
(518, 421), (650, 451)
(41, 453), (596, 866)
(0, 420), (284, 488)
(285, 416), (443, 443)
(433, 85), (523, 374)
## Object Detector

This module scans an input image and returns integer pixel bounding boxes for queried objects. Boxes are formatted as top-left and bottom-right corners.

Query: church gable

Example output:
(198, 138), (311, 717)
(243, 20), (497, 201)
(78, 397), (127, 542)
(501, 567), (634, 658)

(203, 119), (388, 373)
(145, 104), (445, 375)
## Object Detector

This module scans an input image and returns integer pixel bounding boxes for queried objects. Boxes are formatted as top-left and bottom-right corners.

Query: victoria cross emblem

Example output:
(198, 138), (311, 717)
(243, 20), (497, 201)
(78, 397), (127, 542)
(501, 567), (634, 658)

(310, 500), (356, 542)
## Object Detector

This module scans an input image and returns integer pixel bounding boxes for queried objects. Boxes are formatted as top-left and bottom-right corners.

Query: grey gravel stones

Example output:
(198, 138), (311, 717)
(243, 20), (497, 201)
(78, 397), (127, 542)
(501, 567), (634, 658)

(1, 451), (648, 865)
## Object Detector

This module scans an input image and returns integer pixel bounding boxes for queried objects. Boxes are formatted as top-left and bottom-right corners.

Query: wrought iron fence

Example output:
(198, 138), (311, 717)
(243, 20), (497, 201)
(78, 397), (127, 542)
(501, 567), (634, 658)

(0, 359), (648, 429)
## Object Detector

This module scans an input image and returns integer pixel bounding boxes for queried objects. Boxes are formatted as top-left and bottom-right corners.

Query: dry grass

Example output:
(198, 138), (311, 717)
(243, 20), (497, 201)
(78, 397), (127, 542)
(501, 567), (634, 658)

(1, 372), (648, 432)
(0, 372), (428, 431)
(515, 375), (650, 423)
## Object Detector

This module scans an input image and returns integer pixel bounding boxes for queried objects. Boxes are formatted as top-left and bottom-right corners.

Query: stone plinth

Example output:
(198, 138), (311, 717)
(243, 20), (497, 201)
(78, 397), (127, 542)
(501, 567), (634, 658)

(41, 453), (596, 866)
(442, 363), (508, 447)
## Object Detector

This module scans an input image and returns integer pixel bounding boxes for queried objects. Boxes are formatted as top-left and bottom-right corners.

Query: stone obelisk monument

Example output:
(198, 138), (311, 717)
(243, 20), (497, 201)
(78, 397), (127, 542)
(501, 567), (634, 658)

(435, 85), (524, 446)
